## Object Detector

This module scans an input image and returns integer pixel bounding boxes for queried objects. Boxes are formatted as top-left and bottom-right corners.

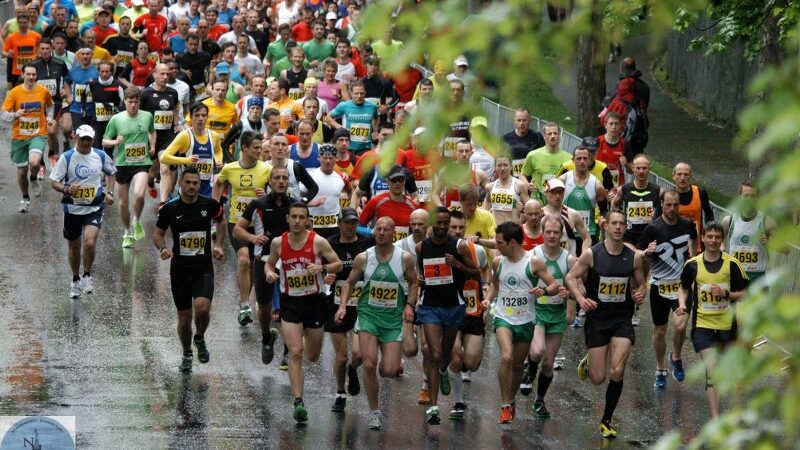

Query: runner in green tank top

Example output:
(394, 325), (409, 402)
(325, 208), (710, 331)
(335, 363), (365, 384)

(336, 217), (418, 430)
(559, 146), (608, 242)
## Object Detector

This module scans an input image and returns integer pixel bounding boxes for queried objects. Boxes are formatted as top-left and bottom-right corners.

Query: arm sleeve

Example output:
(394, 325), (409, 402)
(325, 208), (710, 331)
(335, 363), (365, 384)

(358, 167), (373, 191)
(680, 260), (697, 290)
(330, 103), (343, 118)
(155, 205), (171, 230)
(295, 163), (318, 200)
(103, 116), (116, 139)
(160, 132), (193, 165)
(359, 198), (375, 226)
(221, 122), (243, 155)
(601, 168), (614, 190)
(241, 197), (258, 222)
(729, 260), (750, 291)
(699, 188), (714, 222)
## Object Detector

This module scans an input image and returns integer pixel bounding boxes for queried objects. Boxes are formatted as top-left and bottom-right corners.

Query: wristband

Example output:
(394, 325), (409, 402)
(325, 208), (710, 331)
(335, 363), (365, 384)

(159, 247), (168, 253)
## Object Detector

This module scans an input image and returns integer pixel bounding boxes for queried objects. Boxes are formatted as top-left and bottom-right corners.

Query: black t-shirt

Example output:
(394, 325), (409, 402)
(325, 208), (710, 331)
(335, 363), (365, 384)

(178, 50), (213, 85)
(241, 192), (299, 257)
(418, 236), (467, 308)
(156, 196), (224, 265)
(638, 217), (697, 283)
(502, 129), (545, 160)
(619, 181), (661, 244)
(244, 28), (269, 57)
(585, 243), (636, 320)
(201, 40), (221, 58)
(102, 35), (139, 77)
(330, 233), (374, 281)
(32, 57), (68, 101)
(139, 86), (180, 138)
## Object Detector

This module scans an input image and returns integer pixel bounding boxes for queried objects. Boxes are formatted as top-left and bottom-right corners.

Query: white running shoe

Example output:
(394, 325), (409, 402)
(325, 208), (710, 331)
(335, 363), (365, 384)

(31, 179), (42, 197)
(69, 280), (82, 298)
(81, 275), (94, 294)
(18, 200), (30, 213)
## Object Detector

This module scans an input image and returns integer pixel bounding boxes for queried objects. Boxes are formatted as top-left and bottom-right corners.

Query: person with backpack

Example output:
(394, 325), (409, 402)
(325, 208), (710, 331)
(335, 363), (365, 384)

(600, 58), (650, 154)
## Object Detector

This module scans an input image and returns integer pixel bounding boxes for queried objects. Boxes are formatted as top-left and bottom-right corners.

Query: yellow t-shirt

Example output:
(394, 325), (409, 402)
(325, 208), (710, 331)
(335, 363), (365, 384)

(186, 99), (239, 136)
(466, 208), (496, 240)
(266, 97), (304, 132)
(2, 84), (53, 140)
(216, 160), (272, 223)
(92, 46), (113, 67)
(160, 129), (223, 166)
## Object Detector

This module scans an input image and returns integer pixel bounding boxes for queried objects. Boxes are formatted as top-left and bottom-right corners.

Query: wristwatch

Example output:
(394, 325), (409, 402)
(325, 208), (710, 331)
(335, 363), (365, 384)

(321, 265), (328, 276)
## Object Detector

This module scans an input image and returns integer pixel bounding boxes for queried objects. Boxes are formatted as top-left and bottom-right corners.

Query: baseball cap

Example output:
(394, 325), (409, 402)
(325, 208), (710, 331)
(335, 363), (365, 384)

(413, 127), (426, 136)
(325, 11), (337, 21)
(131, 0), (144, 6)
(76, 125), (95, 139)
(340, 207), (359, 222)
(470, 116), (488, 129)
(454, 55), (469, 67)
(578, 136), (599, 152)
(386, 165), (405, 181)
(545, 178), (565, 191)
(333, 127), (350, 140)
(215, 62), (230, 75)
(319, 144), (336, 157)
(303, 76), (318, 87)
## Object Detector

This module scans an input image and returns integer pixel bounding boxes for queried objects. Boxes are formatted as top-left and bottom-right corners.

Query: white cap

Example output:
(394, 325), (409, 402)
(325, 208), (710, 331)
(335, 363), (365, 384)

(454, 55), (469, 67)
(326, 11), (337, 21)
(545, 178), (565, 191)
(413, 127), (426, 136)
(76, 125), (95, 139)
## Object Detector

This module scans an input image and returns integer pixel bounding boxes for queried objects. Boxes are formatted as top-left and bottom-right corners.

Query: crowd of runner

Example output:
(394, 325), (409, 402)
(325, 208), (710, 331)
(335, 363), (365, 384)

(1, 0), (775, 438)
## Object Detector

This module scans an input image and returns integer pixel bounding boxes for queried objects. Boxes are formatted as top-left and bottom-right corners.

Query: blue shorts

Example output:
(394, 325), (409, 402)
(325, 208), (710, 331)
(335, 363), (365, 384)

(417, 304), (466, 330)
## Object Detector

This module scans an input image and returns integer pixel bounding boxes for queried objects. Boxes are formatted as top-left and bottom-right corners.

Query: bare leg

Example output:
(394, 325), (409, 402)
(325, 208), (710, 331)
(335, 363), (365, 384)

(82, 225), (100, 272)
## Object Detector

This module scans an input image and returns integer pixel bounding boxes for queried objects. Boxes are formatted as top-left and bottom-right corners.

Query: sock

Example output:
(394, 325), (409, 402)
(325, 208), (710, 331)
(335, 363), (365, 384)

(501, 403), (510, 408)
(337, 389), (346, 395)
(602, 379), (624, 423)
(73, 275), (80, 282)
(371, 409), (380, 416)
(262, 332), (272, 346)
(422, 375), (429, 391)
(193, 334), (204, 342)
(536, 372), (553, 399)
(449, 368), (464, 403)
(283, 344), (289, 355)
(294, 397), (303, 406)
(82, 271), (90, 278)
(22, 195), (30, 200)
(529, 360), (539, 380)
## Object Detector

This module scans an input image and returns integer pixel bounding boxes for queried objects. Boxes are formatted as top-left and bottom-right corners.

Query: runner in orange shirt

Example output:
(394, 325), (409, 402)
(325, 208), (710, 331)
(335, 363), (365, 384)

(3, 14), (41, 87)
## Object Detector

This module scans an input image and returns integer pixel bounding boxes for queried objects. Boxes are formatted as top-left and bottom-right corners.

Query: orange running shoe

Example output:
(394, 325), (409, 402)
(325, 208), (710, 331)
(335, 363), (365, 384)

(498, 406), (512, 424)
(417, 389), (431, 405)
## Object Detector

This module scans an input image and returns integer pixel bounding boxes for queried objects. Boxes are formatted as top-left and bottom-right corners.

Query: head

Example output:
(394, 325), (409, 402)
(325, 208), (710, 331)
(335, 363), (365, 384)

(269, 132), (289, 159)
(542, 122), (560, 149)
(246, 97), (264, 122)
(448, 210), (467, 238)
(17, 13), (29, 33)
(302, 96), (319, 120)
(22, 65), (37, 86)
(297, 120), (313, 146)
(631, 154), (651, 183)
(350, 80), (365, 105)
(236, 33), (250, 54)
(52, 33), (67, 53)
(449, 79), (465, 104)
(205, 6), (218, 25)
(409, 209), (429, 241)
(263, 108), (281, 135)
(545, 179), (565, 207)
(336, 39), (350, 59)
(66, 20), (79, 37)
(118, 16), (132, 35)
(239, 130), (263, 161)
(179, 166), (202, 199)
(290, 45), (305, 67)
(317, 143), (336, 172)
(222, 42), (236, 62)
(37, 39), (53, 60)
(212, 81), (227, 103)
(323, 59), (338, 81)
(303, 77), (318, 98)
(454, 140), (472, 163)
(523, 199), (544, 228)
(148, 0), (160, 15)
(246, 9), (259, 27)
(287, 202), (310, 233)
(494, 155), (512, 179)
(419, 78), (434, 98)
(386, 166), (406, 196)
(197, 19), (209, 38)
(75, 125), (95, 150)
(96, 9), (110, 26)
(76, 46), (93, 66)
(338, 207), (359, 238)
(277, 23), (291, 41)
(373, 216), (396, 245)
(123, 86), (142, 114)
(136, 40), (150, 58)
(541, 214), (563, 247)
(98, 61), (114, 80)
(231, 14), (244, 33)
(186, 34), (199, 52)
(459, 184), (480, 219)
(269, 165), (289, 194)
(334, 128), (350, 152)
(514, 109), (531, 133)
(672, 162), (692, 191)
(377, 122), (394, 146)
(605, 210), (627, 241)
(54, 5), (67, 24)
(701, 222), (724, 252)
(572, 148), (590, 173)
(495, 222), (524, 256)
(738, 180), (758, 216)
(604, 112), (622, 139)
(189, 102), (209, 128)
(365, 55), (379, 76)
(658, 189), (680, 222)
(82, 29), (96, 47)
(312, 19), (325, 40)
(431, 207), (452, 240)
(154, 63), (169, 87)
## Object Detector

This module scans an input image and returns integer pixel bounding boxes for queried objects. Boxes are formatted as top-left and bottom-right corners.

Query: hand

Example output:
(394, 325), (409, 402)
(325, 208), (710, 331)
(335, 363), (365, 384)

(334, 307), (347, 324)
(307, 196), (325, 207)
(578, 297), (598, 312)
(104, 193), (114, 205)
(160, 248), (173, 260)
(252, 234), (268, 246)
(632, 288), (645, 305)
(149, 147), (156, 157)
(598, 216), (607, 230)
(64, 185), (78, 195)
(647, 240), (657, 256)
(710, 284), (725, 298)
(759, 233), (768, 245)
(46, 118), (56, 128)
(558, 286), (569, 299)
(529, 287), (545, 297)
(481, 299), (490, 309)
(675, 304), (688, 316)
(528, 182), (539, 195)
(307, 263), (323, 275)
(324, 273), (336, 285)
(212, 246), (224, 259)
(189, 154), (200, 162)
(254, 187), (266, 197)
(15, 108), (26, 118)
(378, 105), (388, 115)
(402, 303), (415, 322)
(444, 253), (456, 266)
(619, 156), (627, 166)
(116, 134), (124, 145)
(265, 270), (279, 284)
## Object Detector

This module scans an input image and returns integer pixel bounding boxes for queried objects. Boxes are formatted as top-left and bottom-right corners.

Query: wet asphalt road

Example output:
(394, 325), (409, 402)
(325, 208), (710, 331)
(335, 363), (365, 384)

(0, 166), (717, 449)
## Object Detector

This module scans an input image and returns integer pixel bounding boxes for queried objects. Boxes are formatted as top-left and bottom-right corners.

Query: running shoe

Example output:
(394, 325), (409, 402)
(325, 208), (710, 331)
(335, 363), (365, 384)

(417, 389), (431, 405)
(194, 338), (210, 363)
(31, 179), (41, 197)
(571, 316), (582, 328)
(81, 275), (94, 294)
(577, 354), (589, 381)
(180, 354), (193, 373)
(262, 328), (279, 364)
(439, 369), (451, 395)
(554, 354), (566, 370)
(18, 200), (30, 213)
(331, 394), (346, 412)
(461, 371), (471, 383)
(293, 402), (308, 423)
(238, 304), (253, 326)
(520, 362), (533, 396)
(133, 221), (145, 240)
(632, 306), (641, 326)
(148, 185), (158, 199)
(347, 363), (361, 395)
(599, 420), (618, 439)
(425, 406), (440, 425)
(654, 369), (667, 389)
(279, 353), (289, 371)
(69, 280), (82, 299)
(122, 233), (134, 248)
(669, 352), (685, 382)
(498, 406), (512, 424)
(368, 411), (382, 430)
(449, 402), (465, 420)
(533, 399), (551, 418)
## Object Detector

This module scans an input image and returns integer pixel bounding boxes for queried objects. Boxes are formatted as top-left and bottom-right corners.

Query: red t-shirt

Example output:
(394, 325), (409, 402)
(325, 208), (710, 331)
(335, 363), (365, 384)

(134, 13), (168, 52)
(208, 24), (228, 41)
(596, 135), (626, 187)
(279, 231), (323, 296)
(359, 192), (418, 228)
(393, 67), (423, 103)
(351, 148), (405, 181)
(291, 22), (312, 43)
(130, 58), (157, 86)
(93, 26), (117, 46)
(522, 231), (544, 251)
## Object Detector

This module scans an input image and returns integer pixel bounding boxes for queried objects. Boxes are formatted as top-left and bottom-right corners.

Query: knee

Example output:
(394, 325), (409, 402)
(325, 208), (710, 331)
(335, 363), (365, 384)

(68, 239), (81, 250)
(237, 255), (251, 268)
(499, 351), (513, 367)
(362, 358), (377, 373)
(307, 351), (320, 363)
(589, 372), (606, 385)
(382, 364), (401, 378)
(653, 326), (667, 339)
(428, 348), (442, 365)
(463, 356), (481, 372)
(609, 366), (625, 382)
(83, 237), (97, 250)
(194, 302), (210, 316)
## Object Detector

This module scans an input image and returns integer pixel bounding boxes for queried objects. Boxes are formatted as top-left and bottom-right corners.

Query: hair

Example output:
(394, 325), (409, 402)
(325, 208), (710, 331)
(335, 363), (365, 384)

(323, 58), (338, 71)
(632, 153), (650, 165)
(302, 97), (319, 107)
(277, 23), (291, 33)
(395, 108), (409, 121)
(124, 86), (142, 100)
(289, 201), (310, 217)
(702, 221), (724, 236)
(297, 119), (314, 131)
(604, 112), (622, 123)
(350, 79), (365, 91)
(449, 210), (466, 221)
(739, 179), (757, 195)
(433, 206), (451, 218)
(270, 165), (290, 178)
(52, 32), (67, 42)
(240, 130), (262, 149)
(496, 221), (524, 245)
(98, 61), (114, 71)
(38, 37), (52, 47)
(205, 6), (218, 15)
(449, 78), (465, 89)
(660, 188), (680, 202)
(189, 101), (209, 116)
(540, 214), (563, 235)
(515, 107), (530, 116)
(672, 162), (692, 175)
(22, 64), (37, 73)
(186, 33), (199, 42)
(458, 184), (480, 202)
(605, 209), (626, 223)
(419, 78), (434, 88)
(312, 19), (326, 29)
(118, 15), (132, 23)
(181, 165), (200, 178)
(573, 147), (590, 158)
(541, 121), (560, 133)
(290, 45), (305, 56)
(263, 107), (280, 121)
(275, 77), (290, 94)
(161, 47), (175, 59)
(221, 42), (237, 53)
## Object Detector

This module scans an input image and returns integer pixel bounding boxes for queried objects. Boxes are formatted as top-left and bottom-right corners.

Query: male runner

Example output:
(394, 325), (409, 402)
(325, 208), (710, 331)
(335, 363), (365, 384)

(308, 144), (350, 239)
(140, 63), (181, 204)
(611, 154), (661, 246)
(502, 108), (545, 178)
(335, 216), (417, 429)
(542, 178), (591, 256)
(31, 38), (70, 164)
(264, 202), (342, 423)
(325, 79), (379, 156)
(50, 125), (115, 298)
(154, 166), (226, 373)
(676, 222), (749, 418)
(85, 61), (124, 153)
(521, 199), (545, 251)
(721, 181), (775, 282)
(484, 221), (559, 423)
(519, 122), (570, 200)
(639, 189), (697, 388)
(102, 86), (155, 247)
(359, 165), (419, 243)
(559, 145), (608, 245)
(432, 140), (489, 210)
(415, 207), (480, 424)
(673, 162), (714, 253)
(214, 130), (271, 326)
(566, 210), (647, 438)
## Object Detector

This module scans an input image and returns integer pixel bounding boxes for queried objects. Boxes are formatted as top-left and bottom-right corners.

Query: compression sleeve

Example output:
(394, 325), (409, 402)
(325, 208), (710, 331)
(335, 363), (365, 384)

(295, 163), (319, 200)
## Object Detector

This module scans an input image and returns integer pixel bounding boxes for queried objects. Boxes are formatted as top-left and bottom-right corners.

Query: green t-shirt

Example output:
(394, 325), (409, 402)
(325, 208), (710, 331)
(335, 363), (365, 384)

(303, 39), (335, 63)
(271, 56), (310, 78)
(266, 40), (287, 62)
(521, 147), (571, 190)
(104, 111), (155, 167)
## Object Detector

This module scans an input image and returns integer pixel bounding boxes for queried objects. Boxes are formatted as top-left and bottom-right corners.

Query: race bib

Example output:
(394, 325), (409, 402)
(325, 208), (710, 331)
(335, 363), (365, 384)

(626, 201), (654, 225)
(698, 282), (730, 312)
(74, 83), (91, 102)
(94, 103), (114, 122)
(367, 280), (399, 308)
(442, 137), (461, 158)
(339, 196), (350, 208)
(500, 292), (532, 320)
(116, 50), (134, 66)
(194, 83), (206, 97)
(286, 267), (318, 297)
(578, 210), (591, 228)
(393, 226), (409, 243)
(512, 159), (525, 177)
(490, 191), (515, 212)
(72, 185), (97, 205)
(154, 110), (174, 130)
(288, 87), (304, 101)
(333, 280), (363, 306)
(192, 158), (214, 180)
(448, 201), (461, 211)
(231, 195), (253, 221)
(464, 289), (479, 315)
(597, 276), (628, 303)
(312, 214), (338, 228)
(349, 122), (370, 143)
(18, 116), (40, 136)
(38, 79), (57, 96)
(732, 246), (761, 272)
(654, 278), (681, 300)
(422, 257), (453, 285)
(416, 179), (432, 203)
(538, 289), (564, 305)
(178, 231), (206, 256)
(124, 143), (148, 163)
(610, 169), (620, 187)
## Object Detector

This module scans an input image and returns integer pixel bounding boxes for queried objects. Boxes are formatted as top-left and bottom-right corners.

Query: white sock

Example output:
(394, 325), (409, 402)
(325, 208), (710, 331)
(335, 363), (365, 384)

(449, 368), (464, 403)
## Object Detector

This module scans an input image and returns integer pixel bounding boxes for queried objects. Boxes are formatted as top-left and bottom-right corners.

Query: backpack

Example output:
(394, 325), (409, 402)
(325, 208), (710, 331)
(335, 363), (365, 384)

(622, 96), (649, 152)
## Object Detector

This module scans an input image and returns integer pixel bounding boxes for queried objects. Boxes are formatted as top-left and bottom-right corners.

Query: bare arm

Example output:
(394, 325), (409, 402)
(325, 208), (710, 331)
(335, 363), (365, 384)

(571, 209), (592, 252)
(566, 249), (596, 311)
(314, 236), (343, 274)
(337, 252), (366, 318)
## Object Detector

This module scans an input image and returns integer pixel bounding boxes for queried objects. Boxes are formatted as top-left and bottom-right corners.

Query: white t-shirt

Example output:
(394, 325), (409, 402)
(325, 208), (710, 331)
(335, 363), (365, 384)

(470, 145), (495, 180)
(50, 149), (117, 215)
(234, 53), (265, 77)
(218, 31), (258, 53)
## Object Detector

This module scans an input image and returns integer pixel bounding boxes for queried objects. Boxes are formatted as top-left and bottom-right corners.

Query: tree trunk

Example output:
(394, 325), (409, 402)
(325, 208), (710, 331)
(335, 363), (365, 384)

(751, 7), (785, 178)
(576, 0), (606, 137)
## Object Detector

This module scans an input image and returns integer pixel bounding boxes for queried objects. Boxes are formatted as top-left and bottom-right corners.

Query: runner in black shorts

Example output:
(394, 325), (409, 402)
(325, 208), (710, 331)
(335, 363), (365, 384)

(638, 189), (697, 389)
(140, 63), (181, 205)
(566, 210), (647, 439)
(264, 202), (342, 423)
(323, 207), (374, 412)
(153, 166), (226, 374)
(233, 166), (298, 364)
